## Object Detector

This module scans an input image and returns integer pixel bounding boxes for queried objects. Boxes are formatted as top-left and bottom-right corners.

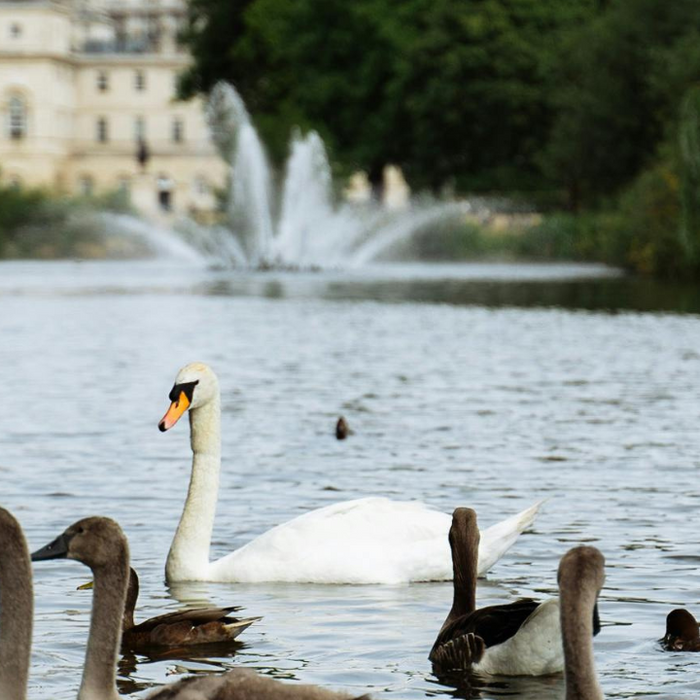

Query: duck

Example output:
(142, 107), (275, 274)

(78, 567), (260, 652)
(31, 516), (371, 700)
(158, 362), (544, 584)
(661, 609), (700, 651)
(335, 416), (350, 440)
(0, 507), (33, 700)
(429, 508), (600, 676)
(558, 546), (605, 700)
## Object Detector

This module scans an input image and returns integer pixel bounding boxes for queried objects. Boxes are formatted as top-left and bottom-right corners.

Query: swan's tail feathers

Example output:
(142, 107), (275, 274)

(430, 632), (485, 674)
(476, 499), (546, 576)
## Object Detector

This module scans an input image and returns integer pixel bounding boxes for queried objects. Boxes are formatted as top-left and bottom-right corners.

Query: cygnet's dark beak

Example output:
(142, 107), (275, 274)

(31, 533), (70, 561)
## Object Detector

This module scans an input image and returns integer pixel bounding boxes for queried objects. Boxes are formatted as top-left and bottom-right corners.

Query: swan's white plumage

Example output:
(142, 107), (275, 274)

(209, 497), (543, 584)
(162, 362), (544, 584)
(473, 598), (564, 676)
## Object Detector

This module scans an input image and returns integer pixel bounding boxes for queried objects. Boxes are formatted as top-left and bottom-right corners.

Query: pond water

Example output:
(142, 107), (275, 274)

(1, 259), (700, 699)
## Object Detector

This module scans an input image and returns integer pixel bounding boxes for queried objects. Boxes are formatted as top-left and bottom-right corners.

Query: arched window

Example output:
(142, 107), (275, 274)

(8, 95), (27, 140)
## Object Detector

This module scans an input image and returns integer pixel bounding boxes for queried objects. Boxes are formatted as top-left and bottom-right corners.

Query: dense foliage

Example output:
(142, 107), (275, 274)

(0, 186), (132, 259)
(544, 0), (700, 209)
(179, 0), (597, 190)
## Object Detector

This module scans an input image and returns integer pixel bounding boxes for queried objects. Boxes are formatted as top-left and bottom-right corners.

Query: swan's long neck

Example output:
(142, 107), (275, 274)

(166, 396), (221, 581)
(560, 581), (603, 700)
(451, 535), (478, 619)
(438, 517), (478, 638)
(79, 550), (129, 700)
(0, 529), (32, 700)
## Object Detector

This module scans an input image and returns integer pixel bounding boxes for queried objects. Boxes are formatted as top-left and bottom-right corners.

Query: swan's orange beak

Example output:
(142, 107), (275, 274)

(158, 391), (190, 432)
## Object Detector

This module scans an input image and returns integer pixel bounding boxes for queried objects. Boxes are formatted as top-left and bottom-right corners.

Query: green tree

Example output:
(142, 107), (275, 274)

(544, 0), (700, 208)
(179, 0), (595, 192)
(678, 85), (700, 265)
(398, 0), (596, 191)
(178, 0), (256, 99)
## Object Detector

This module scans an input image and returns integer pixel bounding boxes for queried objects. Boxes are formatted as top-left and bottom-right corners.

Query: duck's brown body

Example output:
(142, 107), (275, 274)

(123, 603), (259, 651)
(86, 567), (260, 652)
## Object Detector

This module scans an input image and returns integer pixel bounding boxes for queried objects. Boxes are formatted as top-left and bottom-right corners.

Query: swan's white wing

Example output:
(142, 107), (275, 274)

(207, 497), (544, 584)
(477, 499), (545, 575)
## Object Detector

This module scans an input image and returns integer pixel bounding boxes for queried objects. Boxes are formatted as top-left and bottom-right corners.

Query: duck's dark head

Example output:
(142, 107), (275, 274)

(663, 609), (700, 650)
(336, 416), (349, 440)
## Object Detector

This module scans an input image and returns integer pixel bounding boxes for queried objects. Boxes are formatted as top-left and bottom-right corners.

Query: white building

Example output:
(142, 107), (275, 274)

(0, 0), (226, 218)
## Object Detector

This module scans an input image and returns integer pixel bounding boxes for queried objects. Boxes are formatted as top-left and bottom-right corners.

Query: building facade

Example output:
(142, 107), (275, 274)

(0, 0), (226, 218)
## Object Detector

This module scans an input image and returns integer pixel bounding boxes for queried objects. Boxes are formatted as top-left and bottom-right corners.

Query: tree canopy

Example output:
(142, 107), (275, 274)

(179, 0), (700, 200)
(544, 0), (700, 208)
(179, 0), (596, 190)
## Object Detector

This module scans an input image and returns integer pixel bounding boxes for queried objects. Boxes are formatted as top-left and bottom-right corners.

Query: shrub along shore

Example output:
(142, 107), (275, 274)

(0, 185), (133, 259)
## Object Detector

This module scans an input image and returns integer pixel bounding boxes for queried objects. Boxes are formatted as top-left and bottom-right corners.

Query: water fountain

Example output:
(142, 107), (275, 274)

(202, 82), (471, 268)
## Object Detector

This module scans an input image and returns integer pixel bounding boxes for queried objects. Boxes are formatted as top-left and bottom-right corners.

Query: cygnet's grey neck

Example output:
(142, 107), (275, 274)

(0, 520), (33, 700)
(79, 554), (129, 700)
(166, 396), (221, 582)
(561, 577), (603, 700)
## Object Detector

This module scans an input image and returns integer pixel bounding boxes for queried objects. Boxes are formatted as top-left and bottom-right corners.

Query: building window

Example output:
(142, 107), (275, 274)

(96, 117), (108, 143)
(171, 117), (184, 143)
(134, 70), (146, 91)
(8, 95), (27, 140)
(96, 71), (109, 92)
(79, 175), (94, 197)
(134, 116), (145, 141)
(9, 23), (22, 39)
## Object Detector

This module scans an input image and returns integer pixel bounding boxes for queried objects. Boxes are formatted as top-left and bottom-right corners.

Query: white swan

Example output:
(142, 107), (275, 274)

(158, 362), (544, 584)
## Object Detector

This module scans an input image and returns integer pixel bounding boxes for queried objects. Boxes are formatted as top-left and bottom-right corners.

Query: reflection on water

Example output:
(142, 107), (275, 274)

(1, 260), (700, 313)
(1, 260), (700, 698)
(427, 672), (565, 700)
